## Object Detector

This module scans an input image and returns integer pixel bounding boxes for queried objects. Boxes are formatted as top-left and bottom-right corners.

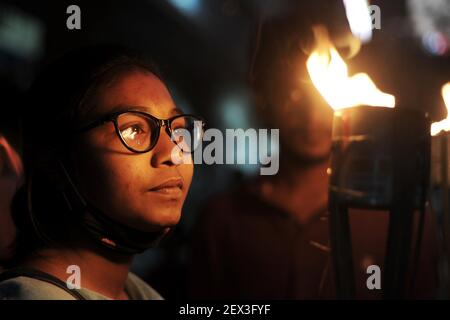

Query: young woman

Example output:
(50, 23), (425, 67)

(0, 45), (204, 300)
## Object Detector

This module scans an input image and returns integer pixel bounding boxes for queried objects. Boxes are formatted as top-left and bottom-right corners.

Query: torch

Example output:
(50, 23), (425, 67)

(430, 82), (450, 297)
(329, 107), (430, 299)
(306, 25), (431, 299)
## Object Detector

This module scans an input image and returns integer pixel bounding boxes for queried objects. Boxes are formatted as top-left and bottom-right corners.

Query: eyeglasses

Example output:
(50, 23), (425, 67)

(77, 110), (205, 154)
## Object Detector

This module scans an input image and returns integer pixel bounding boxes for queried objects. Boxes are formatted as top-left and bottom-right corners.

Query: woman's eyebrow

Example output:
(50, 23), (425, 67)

(110, 105), (148, 113)
(171, 107), (184, 116)
(109, 105), (184, 115)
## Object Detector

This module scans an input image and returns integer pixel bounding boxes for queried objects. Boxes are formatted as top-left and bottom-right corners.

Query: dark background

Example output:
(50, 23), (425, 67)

(1, 0), (449, 299)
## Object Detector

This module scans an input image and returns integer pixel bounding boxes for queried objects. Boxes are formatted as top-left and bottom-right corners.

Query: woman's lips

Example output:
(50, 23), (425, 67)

(147, 177), (183, 198)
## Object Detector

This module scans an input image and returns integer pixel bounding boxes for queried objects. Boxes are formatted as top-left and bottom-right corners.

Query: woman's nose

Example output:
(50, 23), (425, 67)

(150, 126), (177, 167)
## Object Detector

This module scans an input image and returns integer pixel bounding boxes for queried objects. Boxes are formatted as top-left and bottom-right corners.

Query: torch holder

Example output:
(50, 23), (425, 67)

(328, 106), (430, 299)
(430, 132), (450, 297)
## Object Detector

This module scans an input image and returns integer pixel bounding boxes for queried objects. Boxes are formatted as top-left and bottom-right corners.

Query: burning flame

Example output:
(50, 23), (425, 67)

(431, 82), (450, 136)
(306, 25), (396, 110)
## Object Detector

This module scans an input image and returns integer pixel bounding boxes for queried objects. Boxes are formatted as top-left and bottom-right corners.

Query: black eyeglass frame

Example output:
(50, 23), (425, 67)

(76, 110), (205, 154)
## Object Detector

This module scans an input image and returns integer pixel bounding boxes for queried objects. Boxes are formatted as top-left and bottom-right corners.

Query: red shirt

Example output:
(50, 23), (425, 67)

(188, 183), (438, 299)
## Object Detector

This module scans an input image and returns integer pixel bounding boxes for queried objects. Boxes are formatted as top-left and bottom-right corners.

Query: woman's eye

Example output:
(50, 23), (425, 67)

(121, 124), (146, 140)
(173, 127), (189, 137)
(172, 125), (185, 131)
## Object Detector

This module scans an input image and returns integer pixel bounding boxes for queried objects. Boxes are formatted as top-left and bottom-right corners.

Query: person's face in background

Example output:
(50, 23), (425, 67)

(262, 52), (334, 164)
(72, 70), (194, 233)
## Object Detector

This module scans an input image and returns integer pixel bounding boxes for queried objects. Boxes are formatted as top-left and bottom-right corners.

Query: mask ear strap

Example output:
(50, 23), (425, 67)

(55, 159), (172, 255)
(26, 176), (54, 245)
(54, 159), (124, 251)
(26, 159), (84, 245)
(57, 160), (87, 207)
(54, 160), (117, 250)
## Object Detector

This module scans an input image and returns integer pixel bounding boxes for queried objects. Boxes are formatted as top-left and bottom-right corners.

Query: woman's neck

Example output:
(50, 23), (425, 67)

(21, 241), (133, 300)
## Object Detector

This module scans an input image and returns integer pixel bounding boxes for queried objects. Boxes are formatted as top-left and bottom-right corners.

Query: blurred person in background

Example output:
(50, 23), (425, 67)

(188, 10), (438, 299)
(189, 13), (335, 299)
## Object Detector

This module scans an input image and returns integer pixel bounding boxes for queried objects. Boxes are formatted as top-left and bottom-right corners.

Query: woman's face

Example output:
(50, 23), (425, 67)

(72, 71), (193, 232)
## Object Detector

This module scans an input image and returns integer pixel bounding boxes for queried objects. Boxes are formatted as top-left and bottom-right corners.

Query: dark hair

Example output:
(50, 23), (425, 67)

(248, 1), (350, 102)
(249, 13), (312, 109)
(9, 45), (163, 265)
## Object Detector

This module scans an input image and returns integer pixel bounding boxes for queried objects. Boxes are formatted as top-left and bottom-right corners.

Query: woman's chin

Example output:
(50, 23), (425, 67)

(111, 204), (182, 232)
(136, 210), (181, 232)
